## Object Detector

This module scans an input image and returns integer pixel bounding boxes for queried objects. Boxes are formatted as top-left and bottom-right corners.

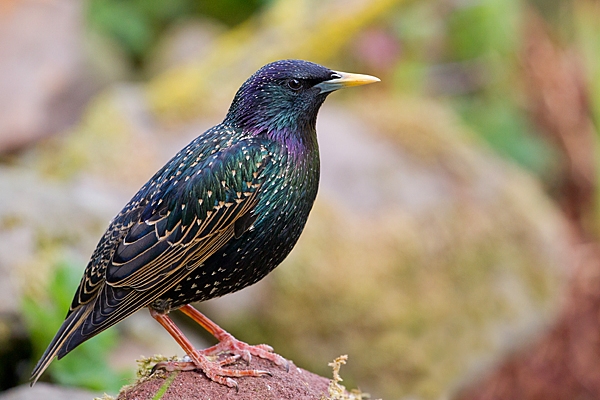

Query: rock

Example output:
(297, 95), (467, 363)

(117, 357), (333, 400)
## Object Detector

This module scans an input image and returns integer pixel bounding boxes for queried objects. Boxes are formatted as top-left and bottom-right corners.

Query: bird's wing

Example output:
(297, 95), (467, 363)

(70, 138), (272, 313)
(32, 138), (274, 382)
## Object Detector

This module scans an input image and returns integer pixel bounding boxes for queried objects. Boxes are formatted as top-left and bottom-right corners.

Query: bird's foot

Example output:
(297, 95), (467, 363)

(175, 304), (289, 371)
(153, 352), (271, 390)
(200, 333), (290, 372)
(149, 308), (275, 389)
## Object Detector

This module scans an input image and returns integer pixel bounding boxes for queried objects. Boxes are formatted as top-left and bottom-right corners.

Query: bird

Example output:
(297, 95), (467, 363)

(31, 59), (379, 389)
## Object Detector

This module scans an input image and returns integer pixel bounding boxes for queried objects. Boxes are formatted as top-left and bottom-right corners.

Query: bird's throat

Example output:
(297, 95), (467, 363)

(262, 126), (319, 162)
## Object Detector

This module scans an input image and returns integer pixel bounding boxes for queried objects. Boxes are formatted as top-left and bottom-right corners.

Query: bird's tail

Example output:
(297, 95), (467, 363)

(30, 304), (92, 385)
(30, 282), (155, 384)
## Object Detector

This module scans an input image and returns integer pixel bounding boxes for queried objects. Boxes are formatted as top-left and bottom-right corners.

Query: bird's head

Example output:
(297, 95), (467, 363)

(224, 60), (379, 137)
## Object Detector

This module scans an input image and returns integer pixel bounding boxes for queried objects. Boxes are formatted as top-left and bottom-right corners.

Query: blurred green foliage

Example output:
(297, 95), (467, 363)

(456, 98), (560, 176)
(444, 0), (555, 174)
(22, 263), (131, 392)
(87, 0), (270, 65)
(391, 0), (578, 180)
(446, 0), (521, 61)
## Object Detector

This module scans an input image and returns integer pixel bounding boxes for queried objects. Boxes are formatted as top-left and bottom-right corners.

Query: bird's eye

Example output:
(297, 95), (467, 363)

(287, 78), (302, 91)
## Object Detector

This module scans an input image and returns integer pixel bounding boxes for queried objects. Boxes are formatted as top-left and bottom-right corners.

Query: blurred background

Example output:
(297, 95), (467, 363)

(0, 0), (599, 399)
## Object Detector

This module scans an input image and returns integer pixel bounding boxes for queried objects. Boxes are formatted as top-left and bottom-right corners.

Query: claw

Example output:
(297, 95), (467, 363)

(214, 375), (237, 390)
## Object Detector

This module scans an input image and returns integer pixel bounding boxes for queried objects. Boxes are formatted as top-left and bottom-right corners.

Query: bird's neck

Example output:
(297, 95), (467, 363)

(225, 118), (319, 163)
(224, 93), (325, 161)
(263, 125), (319, 161)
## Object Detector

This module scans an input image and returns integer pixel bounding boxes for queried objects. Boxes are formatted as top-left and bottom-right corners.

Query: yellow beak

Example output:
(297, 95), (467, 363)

(315, 71), (380, 93)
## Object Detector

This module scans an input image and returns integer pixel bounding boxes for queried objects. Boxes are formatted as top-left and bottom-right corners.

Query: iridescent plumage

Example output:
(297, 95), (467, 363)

(32, 60), (379, 388)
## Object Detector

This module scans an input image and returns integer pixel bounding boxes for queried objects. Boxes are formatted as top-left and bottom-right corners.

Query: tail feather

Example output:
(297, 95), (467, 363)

(31, 269), (192, 384)
(30, 305), (92, 385)
(30, 284), (132, 384)
(30, 283), (160, 384)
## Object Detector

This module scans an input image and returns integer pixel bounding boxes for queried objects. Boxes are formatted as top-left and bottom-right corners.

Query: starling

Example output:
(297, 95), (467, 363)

(31, 59), (379, 388)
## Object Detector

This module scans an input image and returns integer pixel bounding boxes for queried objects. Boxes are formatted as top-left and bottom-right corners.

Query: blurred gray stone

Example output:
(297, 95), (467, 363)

(0, 383), (98, 400)
(318, 104), (453, 215)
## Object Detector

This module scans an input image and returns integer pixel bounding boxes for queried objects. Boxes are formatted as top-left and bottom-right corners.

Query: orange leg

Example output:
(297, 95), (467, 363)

(149, 308), (271, 389)
(178, 304), (289, 370)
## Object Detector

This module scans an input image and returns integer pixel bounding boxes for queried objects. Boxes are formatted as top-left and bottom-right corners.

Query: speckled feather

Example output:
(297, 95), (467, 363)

(31, 60), (339, 381)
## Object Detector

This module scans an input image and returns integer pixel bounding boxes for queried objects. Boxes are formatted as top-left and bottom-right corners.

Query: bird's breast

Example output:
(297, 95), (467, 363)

(226, 145), (320, 275)
(159, 143), (320, 308)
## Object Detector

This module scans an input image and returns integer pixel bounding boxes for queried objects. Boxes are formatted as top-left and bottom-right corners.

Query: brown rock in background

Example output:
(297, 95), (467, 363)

(521, 11), (596, 235)
(0, 0), (126, 154)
